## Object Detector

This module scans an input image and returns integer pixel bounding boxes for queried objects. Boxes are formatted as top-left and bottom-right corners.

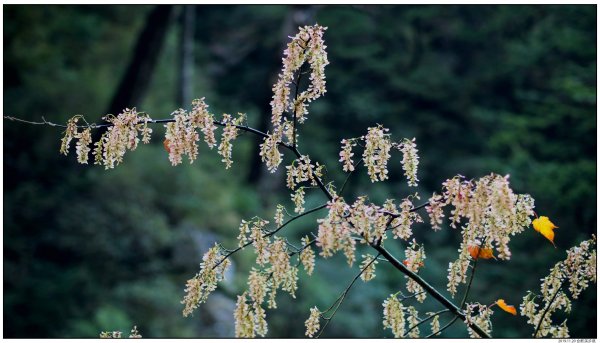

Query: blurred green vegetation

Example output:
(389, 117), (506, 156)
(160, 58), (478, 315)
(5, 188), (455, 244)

(3, 5), (596, 338)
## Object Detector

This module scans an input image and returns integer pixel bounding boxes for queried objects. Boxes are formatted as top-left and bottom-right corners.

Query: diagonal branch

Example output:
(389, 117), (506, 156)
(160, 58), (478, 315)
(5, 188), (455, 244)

(369, 244), (491, 338)
(212, 203), (327, 271)
(403, 309), (450, 338)
(316, 253), (380, 338)
(533, 277), (568, 338)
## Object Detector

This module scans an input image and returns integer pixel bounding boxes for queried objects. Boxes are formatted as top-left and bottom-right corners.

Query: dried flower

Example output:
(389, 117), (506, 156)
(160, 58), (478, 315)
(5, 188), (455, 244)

(426, 193), (445, 231)
(520, 237), (596, 337)
(464, 303), (493, 338)
(75, 127), (92, 164)
(399, 138), (419, 187)
(270, 25), (329, 137)
(274, 204), (285, 227)
(181, 244), (231, 317)
(218, 113), (243, 169)
(292, 187), (305, 214)
(363, 125), (392, 182)
(129, 326), (142, 338)
(430, 313), (440, 336)
(234, 292), (255, 337)
(406, 306), (420, 338)
(305, 306), (321, 337)
(360, 254), (378, 282)
(260, 133), (283, 173)
(339, 139), (356, 172)
(300, 236), (316, 276)
(383, 293), (405, 337)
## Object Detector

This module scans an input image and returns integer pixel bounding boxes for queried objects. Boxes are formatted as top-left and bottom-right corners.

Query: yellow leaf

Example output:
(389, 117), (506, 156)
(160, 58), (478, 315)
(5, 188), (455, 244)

(496, 299), (517, 315)
(467, 246), (496, 260)
(532, 216), (558, 247)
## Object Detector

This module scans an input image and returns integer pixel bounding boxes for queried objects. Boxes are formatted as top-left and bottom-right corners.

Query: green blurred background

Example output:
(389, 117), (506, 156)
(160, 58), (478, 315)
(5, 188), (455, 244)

(3, 4), (596, 338)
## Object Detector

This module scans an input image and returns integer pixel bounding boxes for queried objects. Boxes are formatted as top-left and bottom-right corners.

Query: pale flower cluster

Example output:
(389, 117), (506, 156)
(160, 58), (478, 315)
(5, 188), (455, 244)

(363, 125), (392, 182)
(234, 292), (257, 337)
(217, 113), (245, 169)
(439, 174), (535, 296)
(59, 115), (92, 163)
(259, 133), (283, 173)
(464, 303), (493, 338)
(305, 306), (321, 337)
(426, 192), (445, 231)
(270, 25), (329, 139)
(390, 197), (423, 240)
(382, 293), (405, 337)
(360, 254), (378, 282)
(292, 187), (306, 214)
(316, 196), (356, 265)
(339, 138), (356, 172)
(60, 109), (153, 168)
(274, 204), (285, 227)
(96, 108), (153, 169)
(429, 313), (441, 336)
(300, 236), (316, 275)
(406, 306), (420, 338)
(349, 197), (388, 245)
(165, 109), (200, 165)
(339, 127), (420, 187)
(520, 237), (596, 338)
(181, 244), (231, 317)
(404, 240), (427, 303)
(286, 155), (322, 189)
(237, 217), (269, 248)
(163, 99), (218, 166)
(76, 127), (92, 164)
(399, 138), (419, 187)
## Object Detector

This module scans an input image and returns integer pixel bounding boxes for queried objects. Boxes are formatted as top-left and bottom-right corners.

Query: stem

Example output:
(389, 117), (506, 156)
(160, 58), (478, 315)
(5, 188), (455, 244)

(370, 244), (491, 338)
(403, 309), (450, 338)
(212, 203), (327, 270)
(533, 277), (568, 338)
(427, 315), (459, 338)
(460, 253), (479, 308)
(339, 158), (363, 196)
(316, 253), (380, 338)
(292, 68), (302, 148)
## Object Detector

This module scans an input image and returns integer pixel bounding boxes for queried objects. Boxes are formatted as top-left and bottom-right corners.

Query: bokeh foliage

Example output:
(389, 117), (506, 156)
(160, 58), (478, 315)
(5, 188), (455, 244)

(3, 5), (596, 338)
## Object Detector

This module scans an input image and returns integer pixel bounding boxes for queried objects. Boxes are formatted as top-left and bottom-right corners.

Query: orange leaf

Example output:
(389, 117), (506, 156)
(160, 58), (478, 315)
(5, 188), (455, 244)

(163, 139), (171, 154)
(467, 246), (495, 260)
(532, 216), (558, 247)
(402, 259), (424, 268)
(496, 299), (517, 315)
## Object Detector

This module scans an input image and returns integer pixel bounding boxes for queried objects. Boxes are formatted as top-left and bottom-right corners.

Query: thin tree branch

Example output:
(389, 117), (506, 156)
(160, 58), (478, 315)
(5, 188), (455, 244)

(316, 253), (380, 338)
(339, 158), (363, 196)
(460, 252), (479, 308)
(369, 244), (491, 338)
(533, 277), (568, 338)
(403, 309), (450, 338)
(427, 315), (459, 338)
(211, 203), (327, 270)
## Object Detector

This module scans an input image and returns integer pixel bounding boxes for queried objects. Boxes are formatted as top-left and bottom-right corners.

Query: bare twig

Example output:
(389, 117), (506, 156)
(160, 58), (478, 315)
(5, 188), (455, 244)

(316, 253), (380, 338)
(533, 277), (568, 338)
(403, 309), (450, 338)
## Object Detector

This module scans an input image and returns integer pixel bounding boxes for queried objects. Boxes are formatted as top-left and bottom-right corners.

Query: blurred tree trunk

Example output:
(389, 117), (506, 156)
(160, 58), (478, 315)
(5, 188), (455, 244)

(177, 5), (195, 107)
(106, 5), (175, 115)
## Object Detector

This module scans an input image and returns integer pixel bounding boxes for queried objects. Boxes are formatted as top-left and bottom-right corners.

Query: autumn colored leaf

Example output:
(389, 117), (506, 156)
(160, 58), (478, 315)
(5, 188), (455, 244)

(163, 139), (171, 154)
(496, 299), (517, 315)
(467, 246), (495, 260)
(532, 216), (558, 247)
(402, 259), (424, 268)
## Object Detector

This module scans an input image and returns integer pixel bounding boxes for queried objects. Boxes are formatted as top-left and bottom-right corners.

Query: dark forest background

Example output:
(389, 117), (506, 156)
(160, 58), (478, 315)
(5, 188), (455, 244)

(3, 5), (596, 338)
